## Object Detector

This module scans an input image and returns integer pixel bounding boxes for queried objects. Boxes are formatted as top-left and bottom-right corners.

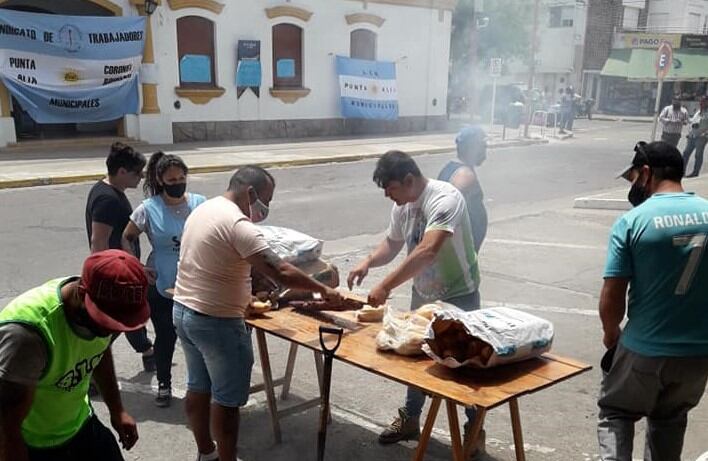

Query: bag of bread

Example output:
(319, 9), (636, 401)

(375, 303), (459, 356)
(422, 307), (553, 369)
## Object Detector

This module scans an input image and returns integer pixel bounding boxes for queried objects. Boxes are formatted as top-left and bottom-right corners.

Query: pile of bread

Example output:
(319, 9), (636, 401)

(425, 319), (494, 366)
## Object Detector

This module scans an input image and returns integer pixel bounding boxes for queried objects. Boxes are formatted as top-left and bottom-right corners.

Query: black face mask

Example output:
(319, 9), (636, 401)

(628, 173), (651, 207)
(163, 182), (187, 198)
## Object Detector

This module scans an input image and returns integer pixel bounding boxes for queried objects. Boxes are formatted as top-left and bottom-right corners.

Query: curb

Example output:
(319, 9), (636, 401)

(592, 116), (654, 124)
(573, 197), (630, 211)
(0, 138), (548, 190)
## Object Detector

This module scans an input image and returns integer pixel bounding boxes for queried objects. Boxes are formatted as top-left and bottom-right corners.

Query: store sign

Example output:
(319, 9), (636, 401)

(614, 32), (682, 49)
(681, 34), (708, 49)
(0, 9), (145, 123)
(489, 58), (502, 78)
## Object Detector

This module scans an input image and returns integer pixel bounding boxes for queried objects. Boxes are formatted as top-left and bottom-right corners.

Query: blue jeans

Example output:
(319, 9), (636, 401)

(683, 135), (707, 176)
(405, 290), (481, 422)
(173, 301), (254, 407)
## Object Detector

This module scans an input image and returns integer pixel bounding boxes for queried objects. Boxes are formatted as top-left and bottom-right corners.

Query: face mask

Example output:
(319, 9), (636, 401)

(163, 182), (186, 198)
(249, 189), (269, 223)
(627, 173), (651, 207)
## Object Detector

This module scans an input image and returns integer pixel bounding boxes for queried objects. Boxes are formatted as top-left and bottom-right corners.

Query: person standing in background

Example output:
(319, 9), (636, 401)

(85, 142), (155, 373)
(659, 99), (689, 147)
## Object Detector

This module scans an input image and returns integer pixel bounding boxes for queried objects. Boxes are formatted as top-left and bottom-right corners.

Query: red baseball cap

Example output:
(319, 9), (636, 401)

(80, 250), (150, 332)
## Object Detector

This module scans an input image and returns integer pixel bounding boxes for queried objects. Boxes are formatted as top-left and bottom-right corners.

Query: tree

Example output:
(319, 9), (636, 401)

(448, 0), (532, 115)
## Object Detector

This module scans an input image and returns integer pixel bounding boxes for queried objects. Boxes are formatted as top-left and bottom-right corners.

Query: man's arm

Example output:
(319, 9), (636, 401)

(247, 248), (339, 299)
(347, 237), (404, 290)
(598, 277), (630, 349)
(450, 167), (478, 196)
(368, 230), (450, 306)
(90, 221), (113, 253)
(659, 107), (670, 123)
(92, 347), (138, 450)
(0, 379), (35, 461)
(121, 221), (141, 256)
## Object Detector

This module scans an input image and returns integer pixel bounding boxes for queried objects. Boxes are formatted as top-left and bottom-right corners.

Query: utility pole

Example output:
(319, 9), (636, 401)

(524, 0), (540, 138)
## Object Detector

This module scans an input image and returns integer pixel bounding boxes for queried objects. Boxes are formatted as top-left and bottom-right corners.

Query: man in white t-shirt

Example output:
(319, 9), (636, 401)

(173, 166), (341, 461)
(347, 151), (484, 456)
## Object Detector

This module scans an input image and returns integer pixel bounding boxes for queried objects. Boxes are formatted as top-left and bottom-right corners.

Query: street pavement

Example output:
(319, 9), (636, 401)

(1, 119), (707, 461)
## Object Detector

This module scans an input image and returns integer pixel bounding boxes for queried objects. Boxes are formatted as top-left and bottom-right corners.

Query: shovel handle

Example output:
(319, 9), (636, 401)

(319, 326), (343, 356)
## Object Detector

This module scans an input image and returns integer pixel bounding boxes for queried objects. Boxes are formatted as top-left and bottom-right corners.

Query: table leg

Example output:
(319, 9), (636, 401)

(412, 396), (442, 461)
(445, 400), (464, 461)
(280, 342), (299, 401)
(462, 407), (487, 460)
(255, 329), (282, 443)
(509, 398), (526, 461)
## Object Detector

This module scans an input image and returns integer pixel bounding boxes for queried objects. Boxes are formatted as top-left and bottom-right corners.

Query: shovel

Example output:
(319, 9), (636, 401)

(317, 325), (343, 461)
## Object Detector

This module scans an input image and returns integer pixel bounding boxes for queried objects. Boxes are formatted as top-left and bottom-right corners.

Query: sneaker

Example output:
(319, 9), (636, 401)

(195, 448), (218, 461)
(155, 383), (172, 408)
(378, 407), (420, 444)
(142, 353), (156, 373)
(463, 424), (486, 460)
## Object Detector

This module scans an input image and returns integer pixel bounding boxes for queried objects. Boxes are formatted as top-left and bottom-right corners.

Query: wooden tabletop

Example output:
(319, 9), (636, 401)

(246, 308), (591, 410)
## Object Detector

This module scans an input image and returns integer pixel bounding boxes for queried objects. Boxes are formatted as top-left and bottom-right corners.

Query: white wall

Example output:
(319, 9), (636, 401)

(150, 0), (452, 123)
(646, 0), (708, 33)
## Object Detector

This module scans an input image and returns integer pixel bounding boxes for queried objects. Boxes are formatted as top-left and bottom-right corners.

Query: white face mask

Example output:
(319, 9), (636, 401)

(248, 188), (269, 223)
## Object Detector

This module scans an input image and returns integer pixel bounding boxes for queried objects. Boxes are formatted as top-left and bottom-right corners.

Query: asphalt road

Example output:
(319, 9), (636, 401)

(2, 119), (706, 461)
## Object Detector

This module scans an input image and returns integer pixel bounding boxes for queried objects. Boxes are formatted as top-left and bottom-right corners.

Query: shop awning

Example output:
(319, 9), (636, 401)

(601, 48), (708, 82)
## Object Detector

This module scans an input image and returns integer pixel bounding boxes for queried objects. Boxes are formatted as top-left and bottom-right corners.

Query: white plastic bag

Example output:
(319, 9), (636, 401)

(376, 303), (459, 356)
(422, 307), (554, 369)
(259, 225), (323, 264)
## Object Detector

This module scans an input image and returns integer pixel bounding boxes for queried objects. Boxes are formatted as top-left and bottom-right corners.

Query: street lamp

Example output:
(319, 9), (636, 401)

(144, 0), (158, 15)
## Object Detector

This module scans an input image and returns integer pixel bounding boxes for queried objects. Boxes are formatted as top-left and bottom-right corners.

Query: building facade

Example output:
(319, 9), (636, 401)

(0, 0), (456, 147)
(582, 0), (708, 116)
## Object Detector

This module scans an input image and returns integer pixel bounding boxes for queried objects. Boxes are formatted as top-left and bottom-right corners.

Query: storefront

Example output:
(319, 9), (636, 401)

(598, 33), (708, 116)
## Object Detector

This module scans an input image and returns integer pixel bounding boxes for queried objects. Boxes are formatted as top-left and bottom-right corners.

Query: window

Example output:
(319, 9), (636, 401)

(272, 23), (303, 89)
(176, 16), (216, 87)
(350, 29), (377, 61)
(622, 6), (640, 31)
(548, 6), (574, 28)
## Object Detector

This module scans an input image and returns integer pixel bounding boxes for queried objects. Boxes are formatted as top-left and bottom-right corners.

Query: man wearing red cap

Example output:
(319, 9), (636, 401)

(0, 250), (150, 461)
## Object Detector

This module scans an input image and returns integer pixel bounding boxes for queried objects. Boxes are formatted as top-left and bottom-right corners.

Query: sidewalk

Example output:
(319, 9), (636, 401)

(0, 133), (547, 189)
(574, 174), (708, 211)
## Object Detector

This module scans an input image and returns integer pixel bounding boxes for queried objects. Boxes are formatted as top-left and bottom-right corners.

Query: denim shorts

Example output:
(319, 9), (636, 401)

(173, 301), (254, 407)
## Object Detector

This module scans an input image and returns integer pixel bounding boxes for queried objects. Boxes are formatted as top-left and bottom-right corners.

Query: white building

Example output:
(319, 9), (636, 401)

(644, 0), (708, 34)
(0, 0), (456, 147)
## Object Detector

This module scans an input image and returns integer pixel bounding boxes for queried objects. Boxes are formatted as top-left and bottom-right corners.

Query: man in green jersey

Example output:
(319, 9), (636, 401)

(599, 141), (708, 460)
(347, 151), (484, 457)
(0, 250), (150, 461)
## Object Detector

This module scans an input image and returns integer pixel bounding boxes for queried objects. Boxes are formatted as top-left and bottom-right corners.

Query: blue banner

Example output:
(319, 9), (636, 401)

(336, 56), (398, 120)
(3, 76), (139, 124)
(0, 10), (145, 123)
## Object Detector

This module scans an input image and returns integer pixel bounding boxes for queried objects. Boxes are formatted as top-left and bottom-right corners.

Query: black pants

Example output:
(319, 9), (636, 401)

(27, 415), (123, 461)
(148, 285), (177, 386)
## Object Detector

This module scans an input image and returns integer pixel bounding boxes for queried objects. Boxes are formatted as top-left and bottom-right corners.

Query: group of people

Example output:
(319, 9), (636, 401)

(0, 128), (491, 461)
(1, 125), (707, 461)
(659, 96), (708, 177)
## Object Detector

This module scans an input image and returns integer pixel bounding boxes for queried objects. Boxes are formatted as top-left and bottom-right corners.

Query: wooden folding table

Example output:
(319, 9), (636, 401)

(247, 308), (591, 461)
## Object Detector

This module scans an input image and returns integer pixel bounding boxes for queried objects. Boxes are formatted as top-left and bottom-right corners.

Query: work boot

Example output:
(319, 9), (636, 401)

(463, 424), (487, 460)
(378, 407), (420, 444)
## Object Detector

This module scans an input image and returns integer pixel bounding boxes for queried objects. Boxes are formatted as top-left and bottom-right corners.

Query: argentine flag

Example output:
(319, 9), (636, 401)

(336, 55), (398, 121)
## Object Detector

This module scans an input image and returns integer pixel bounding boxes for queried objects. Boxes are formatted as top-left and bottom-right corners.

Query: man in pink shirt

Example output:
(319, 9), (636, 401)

(173, 166), (340, 461)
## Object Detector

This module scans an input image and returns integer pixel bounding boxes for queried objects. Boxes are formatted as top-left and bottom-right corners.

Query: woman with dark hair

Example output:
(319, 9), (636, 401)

(122, 152), (206, 407)
(438, 125), (488, 252)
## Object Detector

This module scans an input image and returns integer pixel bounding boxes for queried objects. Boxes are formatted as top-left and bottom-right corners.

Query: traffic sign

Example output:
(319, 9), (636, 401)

(489, 58), (502, 78)
(655, 41), (673, 80)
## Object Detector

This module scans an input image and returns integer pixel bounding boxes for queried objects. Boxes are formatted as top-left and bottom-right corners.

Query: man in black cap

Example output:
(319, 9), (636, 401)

(597, 141), (708, 461)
